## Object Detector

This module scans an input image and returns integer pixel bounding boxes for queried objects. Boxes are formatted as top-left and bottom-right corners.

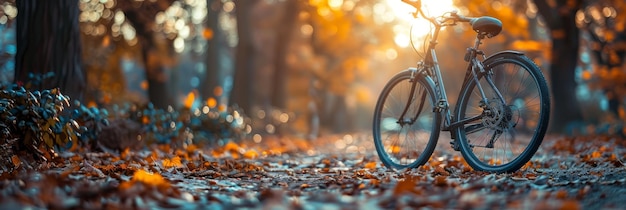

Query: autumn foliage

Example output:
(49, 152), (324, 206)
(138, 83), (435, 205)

(1, 0), (626, 209)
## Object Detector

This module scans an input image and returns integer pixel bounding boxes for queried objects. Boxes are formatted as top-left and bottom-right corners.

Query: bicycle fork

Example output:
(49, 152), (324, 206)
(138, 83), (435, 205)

(396, 69), (428, 126)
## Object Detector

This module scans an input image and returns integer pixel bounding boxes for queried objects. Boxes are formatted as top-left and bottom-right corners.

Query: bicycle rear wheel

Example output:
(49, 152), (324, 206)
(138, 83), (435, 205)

(373, 69), (440, 169)
(455, 52), (549, 173)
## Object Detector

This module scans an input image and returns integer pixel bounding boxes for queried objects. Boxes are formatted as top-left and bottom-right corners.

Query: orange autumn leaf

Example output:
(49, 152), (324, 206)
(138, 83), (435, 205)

(186, 144), (198, 153)
(364, 161), (377, 169)
(393, 176), (420, 196)
(433, 166), (450, 176)
(211, 150), (223, 157)
(162, 156), (183, 168)
(608, 153), (617, 161)
(144, 150), (159, 164)
(393, 179), (416, 196)
(223, 142), (240, 153)
(433, 176), (448, 186)
(11, 155), (20, 168)
(591, 151), (602, 159)
(599, 145), (611, 152)
(121, 148), (131, 160)
(131, 169), (169, 187)
(175, 149), (188, 158)
(243, 150), (259, 159)
(118, 181), (135, 191)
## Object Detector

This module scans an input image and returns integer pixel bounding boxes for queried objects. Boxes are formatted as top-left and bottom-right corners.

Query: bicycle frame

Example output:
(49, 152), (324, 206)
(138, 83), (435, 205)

(407, 12), (508, 137)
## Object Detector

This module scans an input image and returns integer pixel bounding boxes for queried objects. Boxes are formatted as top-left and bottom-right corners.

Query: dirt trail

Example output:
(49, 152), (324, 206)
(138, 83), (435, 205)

(1, 134), (625, 209)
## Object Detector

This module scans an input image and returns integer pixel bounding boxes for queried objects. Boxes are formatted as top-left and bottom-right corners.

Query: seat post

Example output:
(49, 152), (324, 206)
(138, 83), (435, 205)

(473, 35), (483, 50)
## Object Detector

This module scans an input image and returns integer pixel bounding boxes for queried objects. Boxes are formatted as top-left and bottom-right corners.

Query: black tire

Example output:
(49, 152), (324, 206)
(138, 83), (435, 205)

(373, 70), (441, 169)
(455, 53), (550, 173)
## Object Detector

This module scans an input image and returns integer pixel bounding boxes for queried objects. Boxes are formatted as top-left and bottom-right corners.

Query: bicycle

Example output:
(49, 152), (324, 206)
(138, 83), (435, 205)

(372, 0), (550, 173)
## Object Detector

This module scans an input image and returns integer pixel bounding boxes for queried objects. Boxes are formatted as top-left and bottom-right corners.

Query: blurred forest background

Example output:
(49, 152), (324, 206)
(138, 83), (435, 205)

(0, 0), (625, 138)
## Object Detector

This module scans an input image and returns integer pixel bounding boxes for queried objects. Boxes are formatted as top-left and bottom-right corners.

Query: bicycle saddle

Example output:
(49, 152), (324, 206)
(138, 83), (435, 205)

(470, 16), (502, 38)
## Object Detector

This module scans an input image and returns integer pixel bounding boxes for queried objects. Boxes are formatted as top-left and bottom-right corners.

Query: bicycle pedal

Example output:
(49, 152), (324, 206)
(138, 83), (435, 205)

(449, 141), (461, 151)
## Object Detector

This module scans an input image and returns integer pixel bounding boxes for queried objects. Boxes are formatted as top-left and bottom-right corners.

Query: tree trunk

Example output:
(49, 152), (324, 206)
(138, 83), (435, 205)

(534, 0), (584, 132)
(124, 8), (175, 109)
(271, 0), (299, 109)
(230, 0), (257, 114)
(202, 0), (222, 103)
(14, 0), (85, 101)
(141, 42), (174, 109)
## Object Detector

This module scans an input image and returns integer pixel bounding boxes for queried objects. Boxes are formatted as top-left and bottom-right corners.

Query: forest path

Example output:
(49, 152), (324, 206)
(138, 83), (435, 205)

(1, 133), (625, 209)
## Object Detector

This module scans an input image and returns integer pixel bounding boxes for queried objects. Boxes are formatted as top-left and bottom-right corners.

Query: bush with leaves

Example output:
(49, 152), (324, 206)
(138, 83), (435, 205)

(0, 84), (260, 177)
(0, 85), (80, 173)
(0, 68), (261, 177)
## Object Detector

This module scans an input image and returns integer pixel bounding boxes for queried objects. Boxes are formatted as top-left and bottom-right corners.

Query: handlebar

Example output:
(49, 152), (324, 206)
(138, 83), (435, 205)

(401, 0), (472, 26)
(401, 0), (422, 10)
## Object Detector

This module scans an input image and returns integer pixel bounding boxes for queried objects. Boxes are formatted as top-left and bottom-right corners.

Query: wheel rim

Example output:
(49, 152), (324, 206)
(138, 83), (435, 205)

(459, 61), (546, 170)
(374, 75), (437, 168)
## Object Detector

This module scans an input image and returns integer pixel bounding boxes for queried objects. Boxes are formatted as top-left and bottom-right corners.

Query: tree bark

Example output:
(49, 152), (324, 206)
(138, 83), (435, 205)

(230, 0), (257, 114)
(120, 0), (176, 109)
(202, 0), (222, 103)
(14, 0), (85, 101)
(270, 0), (299, 109)
(124, 6), (175, 109)
(534, 0), (584, 132)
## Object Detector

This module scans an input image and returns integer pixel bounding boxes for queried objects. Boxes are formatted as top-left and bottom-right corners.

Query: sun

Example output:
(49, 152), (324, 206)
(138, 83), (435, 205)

(386, 0), (457, 48)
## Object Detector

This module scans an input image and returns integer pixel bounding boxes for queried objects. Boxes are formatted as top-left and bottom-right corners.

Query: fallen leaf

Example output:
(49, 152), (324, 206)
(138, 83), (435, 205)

(162, 156), (183, 168)
(223, 142), (240, 153)
(243, 150), (259, 159)
(393, 176), (420, 196)
(433, 175), (447, 186)
(364, 161), (377, 169)
(11, 155), (20, 169)
(131, 169), (169, 187)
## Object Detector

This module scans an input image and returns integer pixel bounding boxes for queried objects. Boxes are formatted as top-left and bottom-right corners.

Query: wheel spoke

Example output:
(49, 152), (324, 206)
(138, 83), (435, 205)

(373, 71), (440, 170)
(457, 55), (549, 172)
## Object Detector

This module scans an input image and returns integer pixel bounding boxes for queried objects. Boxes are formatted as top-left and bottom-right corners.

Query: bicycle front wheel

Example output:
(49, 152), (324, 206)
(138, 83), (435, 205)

(456, 53), (550, 173)
(373, 70), (440, 170)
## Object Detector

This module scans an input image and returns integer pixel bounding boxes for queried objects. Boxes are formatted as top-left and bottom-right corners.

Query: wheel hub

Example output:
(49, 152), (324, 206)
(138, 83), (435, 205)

(481, 100), (517, 131)
(397, 118), (413, 126)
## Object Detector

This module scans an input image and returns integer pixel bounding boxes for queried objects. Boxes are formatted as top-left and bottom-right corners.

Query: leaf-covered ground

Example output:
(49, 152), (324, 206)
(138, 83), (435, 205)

(1, 133), (625, 209)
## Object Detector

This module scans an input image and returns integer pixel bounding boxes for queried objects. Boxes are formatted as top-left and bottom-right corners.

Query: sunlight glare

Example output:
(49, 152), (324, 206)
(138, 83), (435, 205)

(329, 0), (344, 10)
(386, 0), (457, 48)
